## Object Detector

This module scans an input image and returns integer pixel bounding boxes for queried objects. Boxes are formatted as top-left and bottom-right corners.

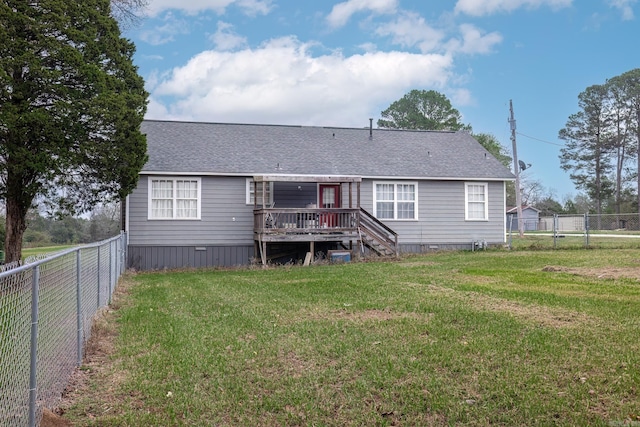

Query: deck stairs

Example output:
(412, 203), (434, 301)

(358, 208), (399, 257)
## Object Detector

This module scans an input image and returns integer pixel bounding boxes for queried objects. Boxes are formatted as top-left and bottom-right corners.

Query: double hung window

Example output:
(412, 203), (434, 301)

(465, 183), (488, 221)
(373, 182), (417, 220)
(149, 177), (200, 219)
(246, 179), (274, 206)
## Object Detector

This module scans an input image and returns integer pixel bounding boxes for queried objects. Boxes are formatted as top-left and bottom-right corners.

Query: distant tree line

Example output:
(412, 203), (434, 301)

(0, 203), (121, 250)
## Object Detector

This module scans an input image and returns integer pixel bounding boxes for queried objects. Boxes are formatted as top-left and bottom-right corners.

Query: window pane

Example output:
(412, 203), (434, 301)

(376, 202), (394, 219)
(322, 187), (335, 208)
(176, 199), (197, 218)
(397, 202), (415, 219)
(152, 180), (173, 199)
(176, 180), (197, 198)
(152, 199), (173, 218)
(376, 184), (394, 201)
(397, 184), (415, 201)
(468, 185), (485, 202)
(468, 202), (485, 219)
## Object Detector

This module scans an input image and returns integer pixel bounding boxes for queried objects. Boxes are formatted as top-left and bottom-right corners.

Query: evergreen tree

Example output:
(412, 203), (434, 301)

(559, 85), (613, 217)
(0, 0), (148, 262)
(378, 90), (470, 131)
(608, 69), (640, 216)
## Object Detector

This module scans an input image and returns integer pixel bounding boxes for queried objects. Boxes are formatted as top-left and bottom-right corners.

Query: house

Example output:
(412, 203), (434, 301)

(506, 206), (540, 231)
(124, 120), (514, 270)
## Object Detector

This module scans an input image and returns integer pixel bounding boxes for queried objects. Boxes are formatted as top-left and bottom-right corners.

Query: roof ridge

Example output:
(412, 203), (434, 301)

(141, 119), (458, 134)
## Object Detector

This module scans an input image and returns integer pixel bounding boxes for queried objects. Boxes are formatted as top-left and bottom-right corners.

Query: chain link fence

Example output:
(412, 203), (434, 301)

(0, 234), (126, 427)
(508, 213), (640, 249)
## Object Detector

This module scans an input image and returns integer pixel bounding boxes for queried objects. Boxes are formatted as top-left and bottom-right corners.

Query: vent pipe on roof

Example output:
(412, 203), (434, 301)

(369, 118), (373, 140)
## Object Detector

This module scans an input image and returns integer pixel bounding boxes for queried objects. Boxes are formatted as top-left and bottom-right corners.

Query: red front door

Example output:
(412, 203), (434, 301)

(319, 184), (340, 227)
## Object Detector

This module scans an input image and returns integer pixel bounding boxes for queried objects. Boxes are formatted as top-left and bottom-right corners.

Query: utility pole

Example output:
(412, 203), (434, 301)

(509, 100), (524, 237)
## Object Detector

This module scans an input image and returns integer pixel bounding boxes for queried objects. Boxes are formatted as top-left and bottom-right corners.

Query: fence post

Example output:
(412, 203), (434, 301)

(119, 232), (125, 275)
(28, 266), (40, 427)
(117, 234), (122, 276)
(553, 214), (558, 249)
(122, 232), (127, 274)
(108, 240), (113, 305)
(584, 213), (590, 248)
(507, 214), (513, 249)
(76, 250), (83, 366)
(97, 246), (101, 309)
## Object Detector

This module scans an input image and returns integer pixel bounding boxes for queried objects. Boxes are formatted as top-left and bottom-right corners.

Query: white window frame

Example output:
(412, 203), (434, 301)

(372, 181), (418, 220)
(465, 182), (488, 221)
(246, 179), (274, 206)
(148, 177), (201, 220)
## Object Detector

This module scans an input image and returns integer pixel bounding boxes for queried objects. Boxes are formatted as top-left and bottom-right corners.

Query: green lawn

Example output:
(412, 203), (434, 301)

(64, 249), (640, 426)
(21, 245), (74, 260)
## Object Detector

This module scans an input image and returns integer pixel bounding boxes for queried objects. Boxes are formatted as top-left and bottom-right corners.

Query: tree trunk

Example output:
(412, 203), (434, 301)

(616, 143), (623, 215)
(595, 144), (603, 217)
(4, 197), (28, 264)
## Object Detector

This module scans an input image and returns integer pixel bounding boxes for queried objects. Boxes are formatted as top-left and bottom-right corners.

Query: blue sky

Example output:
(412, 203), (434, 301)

(125, 0), (639, 201)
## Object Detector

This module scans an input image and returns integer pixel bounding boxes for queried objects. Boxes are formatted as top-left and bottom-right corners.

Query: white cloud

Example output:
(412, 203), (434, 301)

(446, 24), (503, 55)
(326, 0), (398, 29)
(148, 36), (455, 126)
(209, 21), (247, 50)
(454, 0), (572, 16)
(358, 42), (378, 53)
(609, 0), (636, 20)
(375, 11), (445, 54)
(139, 12), (189, 45)
(142, 54), (165, 60)
(146, 0), (273, 17)
(374, 13), (501, 56)
(449, 88), (474, 107)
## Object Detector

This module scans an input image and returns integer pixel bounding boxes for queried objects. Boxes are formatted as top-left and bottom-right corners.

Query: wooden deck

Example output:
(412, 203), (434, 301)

(254, 207), (399, 265)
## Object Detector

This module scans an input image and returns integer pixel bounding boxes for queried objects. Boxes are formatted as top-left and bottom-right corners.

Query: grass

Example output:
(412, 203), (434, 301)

(63, 249), (640, 426)
(21, 245), (74, 260)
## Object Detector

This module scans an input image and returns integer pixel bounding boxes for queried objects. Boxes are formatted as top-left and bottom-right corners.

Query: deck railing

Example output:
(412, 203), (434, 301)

(254, 208), (359, 234)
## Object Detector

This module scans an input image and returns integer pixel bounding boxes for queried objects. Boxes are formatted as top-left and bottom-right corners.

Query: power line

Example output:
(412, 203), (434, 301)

(516, 131), (564, 147)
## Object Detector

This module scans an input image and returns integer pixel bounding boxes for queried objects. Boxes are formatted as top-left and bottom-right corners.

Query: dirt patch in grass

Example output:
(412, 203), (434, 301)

(542, 265), (640, 281)
(421, 283), (593, 329)
(471, 294), (593, 328)
(299, 307), (425, 323)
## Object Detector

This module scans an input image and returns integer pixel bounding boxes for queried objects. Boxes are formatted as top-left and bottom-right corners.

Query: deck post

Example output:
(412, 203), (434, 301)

(262, 240), (267, 265)
(310, 241), (315, 262)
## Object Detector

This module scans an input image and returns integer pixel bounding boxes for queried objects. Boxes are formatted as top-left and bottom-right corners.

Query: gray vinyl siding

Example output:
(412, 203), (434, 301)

(128, 175), (254, 246)
(360, 179), (506, 245)
(127, 245), (253, 270)
(127, 175), (507, 270)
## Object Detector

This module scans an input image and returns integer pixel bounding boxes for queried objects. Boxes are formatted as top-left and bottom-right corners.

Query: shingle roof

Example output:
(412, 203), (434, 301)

(140, 120), (515, 180)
